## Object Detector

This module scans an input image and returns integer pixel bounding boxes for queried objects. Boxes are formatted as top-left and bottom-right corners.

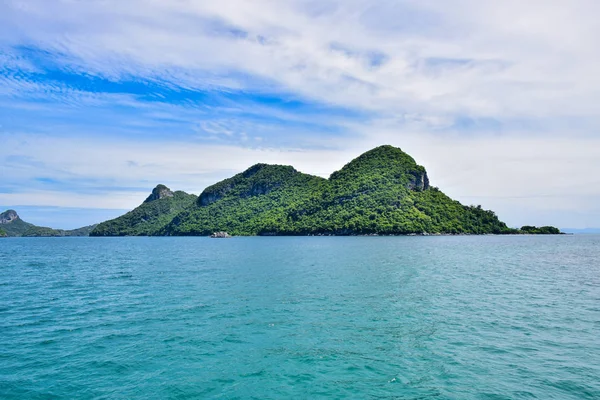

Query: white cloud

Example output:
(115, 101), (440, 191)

(1, 0), (600, 228)
(2, 0), (600, 122)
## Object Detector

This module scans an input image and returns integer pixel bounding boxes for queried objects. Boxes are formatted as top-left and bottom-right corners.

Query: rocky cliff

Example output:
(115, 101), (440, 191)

(144, 184), (174, 203)
(0, 209), (19, 224)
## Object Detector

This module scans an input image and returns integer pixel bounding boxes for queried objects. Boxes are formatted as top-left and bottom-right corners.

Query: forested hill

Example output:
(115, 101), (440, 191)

(163, 145), (518, 235)
(82, 145), (561, 236)
(0, 209), (96, 237)
(89, 185), (197, 236)
(162, 164), (329, 235)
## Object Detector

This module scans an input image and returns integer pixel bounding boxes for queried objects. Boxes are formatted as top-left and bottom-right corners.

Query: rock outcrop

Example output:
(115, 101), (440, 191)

(210, 231), (231, 238)
(408, 170), (430, 191)
(0, 209), (19, 224)
(144, 184), (174, 203)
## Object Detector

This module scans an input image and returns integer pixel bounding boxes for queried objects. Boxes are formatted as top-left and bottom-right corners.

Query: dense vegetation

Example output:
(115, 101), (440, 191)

(20, 224), (98, 237)
(62, 224), (98, 237)
(0, 228), (7, 237)
(6, 146), (561, 237)
(161, 164), (329, 236)
(90, 187), (197, 236)
(162, 146), (524, 236)
(519, 225), (562, 235)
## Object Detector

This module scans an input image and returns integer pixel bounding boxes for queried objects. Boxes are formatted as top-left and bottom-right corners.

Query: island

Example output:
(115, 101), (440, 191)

(84, 145), (562, 237)
(0, 209), (96, 237)
(1, 146), (564, 237)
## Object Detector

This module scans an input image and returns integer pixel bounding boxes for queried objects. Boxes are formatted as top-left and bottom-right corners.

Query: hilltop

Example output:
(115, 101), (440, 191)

(0, 209), (96, 237)
(162, 164), (329, 235)
(89, 185), (197, 236)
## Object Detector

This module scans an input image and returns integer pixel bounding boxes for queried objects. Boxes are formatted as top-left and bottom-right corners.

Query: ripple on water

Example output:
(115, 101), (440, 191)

(0, 236), (599, 399)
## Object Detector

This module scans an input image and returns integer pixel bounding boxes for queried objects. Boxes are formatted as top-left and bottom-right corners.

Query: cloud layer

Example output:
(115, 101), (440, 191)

(1, 0), (599, 228)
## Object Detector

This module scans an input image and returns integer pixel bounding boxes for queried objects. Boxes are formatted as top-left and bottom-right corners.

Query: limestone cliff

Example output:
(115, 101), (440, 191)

(0, 209), (19, 224)
(144, 184), (175, 203)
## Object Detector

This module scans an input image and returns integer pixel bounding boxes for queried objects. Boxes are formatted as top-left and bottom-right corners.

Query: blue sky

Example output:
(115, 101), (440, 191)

(1, 0), (600, 229)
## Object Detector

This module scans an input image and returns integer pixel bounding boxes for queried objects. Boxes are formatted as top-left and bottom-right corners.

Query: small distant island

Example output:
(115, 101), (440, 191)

(0, 209), (96, 237)
(519, 226), (561, 235)
(1, 146), (563, 237)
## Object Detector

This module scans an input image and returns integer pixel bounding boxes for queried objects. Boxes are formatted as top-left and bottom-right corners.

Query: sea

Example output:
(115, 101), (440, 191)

(1, 235), (599, 399)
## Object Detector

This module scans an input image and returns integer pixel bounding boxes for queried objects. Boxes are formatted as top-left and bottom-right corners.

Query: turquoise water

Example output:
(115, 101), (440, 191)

(1, 236), (599, 399)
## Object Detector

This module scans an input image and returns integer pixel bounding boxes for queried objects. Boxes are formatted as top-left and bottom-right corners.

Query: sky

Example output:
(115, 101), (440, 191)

(1, 0), (600, 230)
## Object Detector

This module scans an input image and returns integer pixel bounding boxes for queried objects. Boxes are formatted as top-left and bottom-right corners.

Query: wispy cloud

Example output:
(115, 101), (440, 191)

(1, 0), (600, 228)
(4, 0), (600, 120)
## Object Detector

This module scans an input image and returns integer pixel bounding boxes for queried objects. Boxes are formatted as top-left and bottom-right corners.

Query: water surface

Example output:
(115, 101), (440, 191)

(1, 235), (599, 399)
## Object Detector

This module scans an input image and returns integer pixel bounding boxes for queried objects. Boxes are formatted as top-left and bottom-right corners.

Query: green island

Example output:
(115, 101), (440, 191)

(519, 225), (561, 235)
(0, 209), (96, 237)
(86, 145), (561, 237)
(1, 146), (563, 237)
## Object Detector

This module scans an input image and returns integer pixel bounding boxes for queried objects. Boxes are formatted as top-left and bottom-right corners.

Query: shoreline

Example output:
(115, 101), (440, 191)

(4, 232), (571, 238)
